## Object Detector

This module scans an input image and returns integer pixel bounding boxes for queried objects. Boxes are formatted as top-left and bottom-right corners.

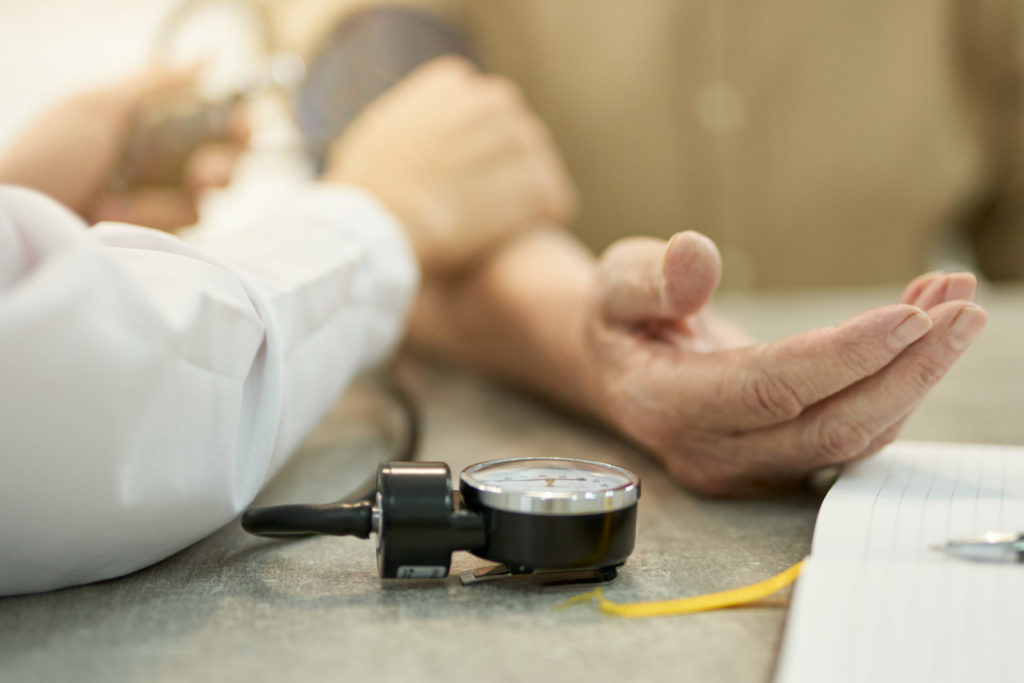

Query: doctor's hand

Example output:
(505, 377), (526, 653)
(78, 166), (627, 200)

(580, 233), (986, 496)
(323, 56), (576, 274)
(0, 68), (247, 231)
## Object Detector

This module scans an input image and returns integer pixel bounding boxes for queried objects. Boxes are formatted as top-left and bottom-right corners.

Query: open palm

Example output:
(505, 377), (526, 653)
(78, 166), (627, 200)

(584, 232), (986, 495)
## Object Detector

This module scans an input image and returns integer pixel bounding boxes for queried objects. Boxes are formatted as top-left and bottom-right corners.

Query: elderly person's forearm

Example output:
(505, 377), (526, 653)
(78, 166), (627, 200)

(407, 227), (987, 496)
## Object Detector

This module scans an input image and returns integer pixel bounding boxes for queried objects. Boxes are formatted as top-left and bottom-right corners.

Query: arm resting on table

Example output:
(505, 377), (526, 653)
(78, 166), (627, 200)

(0, 184), (417, 595)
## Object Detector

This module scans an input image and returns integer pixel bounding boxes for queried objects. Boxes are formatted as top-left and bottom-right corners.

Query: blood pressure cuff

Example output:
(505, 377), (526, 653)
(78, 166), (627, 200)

(295, 6), (475, 171)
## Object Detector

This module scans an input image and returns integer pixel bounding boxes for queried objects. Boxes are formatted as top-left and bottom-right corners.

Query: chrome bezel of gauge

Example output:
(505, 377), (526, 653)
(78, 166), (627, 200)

(459, 457), (641, 515)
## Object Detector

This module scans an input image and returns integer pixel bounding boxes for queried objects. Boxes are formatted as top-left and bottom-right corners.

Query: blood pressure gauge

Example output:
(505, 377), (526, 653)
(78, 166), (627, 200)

(243, 458), (640, 584)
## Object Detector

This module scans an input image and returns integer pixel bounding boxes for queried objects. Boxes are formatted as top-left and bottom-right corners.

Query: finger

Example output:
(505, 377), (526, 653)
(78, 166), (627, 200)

(742, 301), (987, 470)
(944, 272), (978, 302)
(403, 55), (477, 96)
(900, 271), (977, 309)
(912, 272), (977, 310)
(598, 231), (722, 324)
(466, 103), (576, 226)
(702, 303), (933, 431)
(850, 274), (978, 460)
(845, 275), (978, 465)
(423, 54), (478, 77)
(900, 272), (941, 305)
(845, 417), (908, 467)
(479, 74), (525, 104)
(89, 188), (199, 232)
(522, 113), (578, 225)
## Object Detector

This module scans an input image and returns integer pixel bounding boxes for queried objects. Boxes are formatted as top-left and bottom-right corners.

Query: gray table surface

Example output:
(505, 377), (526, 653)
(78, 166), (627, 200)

(2, 285), (1021, 683)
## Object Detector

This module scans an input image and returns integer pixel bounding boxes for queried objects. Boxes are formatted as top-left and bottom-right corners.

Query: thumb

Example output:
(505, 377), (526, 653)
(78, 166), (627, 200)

(597, 231), (722, 325)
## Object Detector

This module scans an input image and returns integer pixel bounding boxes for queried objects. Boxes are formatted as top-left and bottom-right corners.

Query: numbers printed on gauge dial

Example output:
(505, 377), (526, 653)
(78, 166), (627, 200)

(472, 467), (623, 492)
(460, 458), (640, 514)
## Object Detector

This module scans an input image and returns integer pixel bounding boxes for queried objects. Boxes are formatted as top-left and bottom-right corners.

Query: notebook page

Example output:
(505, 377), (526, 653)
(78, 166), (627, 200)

(811, 441), (1024, 561)
(775, 441), (1024, 683)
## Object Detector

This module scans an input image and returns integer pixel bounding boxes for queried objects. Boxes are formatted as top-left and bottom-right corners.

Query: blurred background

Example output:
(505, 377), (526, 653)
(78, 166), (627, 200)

(2, 0), (1022, 290)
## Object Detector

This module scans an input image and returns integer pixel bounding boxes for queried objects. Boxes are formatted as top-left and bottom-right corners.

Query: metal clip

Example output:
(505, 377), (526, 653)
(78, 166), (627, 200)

(459, 564), (619, 587)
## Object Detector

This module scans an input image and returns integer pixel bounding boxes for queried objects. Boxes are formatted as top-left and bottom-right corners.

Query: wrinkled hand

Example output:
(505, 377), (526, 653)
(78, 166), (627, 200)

(324, 56), (576, 273)
(0, 67), (246, 231)
(582, 232), (987, 496)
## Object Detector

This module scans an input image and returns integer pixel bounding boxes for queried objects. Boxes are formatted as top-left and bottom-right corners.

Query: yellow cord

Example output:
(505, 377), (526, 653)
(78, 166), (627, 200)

(556, 559), (805, 618)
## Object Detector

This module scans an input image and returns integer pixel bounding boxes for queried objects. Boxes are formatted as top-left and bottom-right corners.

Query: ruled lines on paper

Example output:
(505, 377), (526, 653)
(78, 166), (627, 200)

(811, 441), (1024, 562)
(775, 441), (1024, 683)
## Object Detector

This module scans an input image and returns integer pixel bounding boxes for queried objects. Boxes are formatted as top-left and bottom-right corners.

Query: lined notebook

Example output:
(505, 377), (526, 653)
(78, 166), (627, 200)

(775, 441), (1024, 683)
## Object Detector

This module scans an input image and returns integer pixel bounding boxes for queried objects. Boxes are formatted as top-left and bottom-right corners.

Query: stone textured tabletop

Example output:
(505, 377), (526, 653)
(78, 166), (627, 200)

(2, 285), (1021, 683)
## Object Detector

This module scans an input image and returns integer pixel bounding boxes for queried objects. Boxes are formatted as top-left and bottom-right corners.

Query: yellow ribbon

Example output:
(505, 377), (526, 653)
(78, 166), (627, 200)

(556, 559), (805, 618)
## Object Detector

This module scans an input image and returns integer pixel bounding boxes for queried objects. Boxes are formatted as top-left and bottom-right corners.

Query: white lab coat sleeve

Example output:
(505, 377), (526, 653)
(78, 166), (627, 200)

(0, 183), (419, 596)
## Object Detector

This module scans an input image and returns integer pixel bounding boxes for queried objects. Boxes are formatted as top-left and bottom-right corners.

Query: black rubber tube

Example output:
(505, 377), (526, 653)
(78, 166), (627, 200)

(241, 500), (373, 538)
(241, 374), (419, 538)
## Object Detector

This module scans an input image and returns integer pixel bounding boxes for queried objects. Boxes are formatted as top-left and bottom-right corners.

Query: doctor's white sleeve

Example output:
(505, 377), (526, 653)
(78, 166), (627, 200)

(0, 184), (419, 596)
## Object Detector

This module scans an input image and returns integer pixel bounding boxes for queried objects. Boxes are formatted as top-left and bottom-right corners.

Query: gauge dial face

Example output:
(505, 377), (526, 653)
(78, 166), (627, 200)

(460, 458), (640, 515)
